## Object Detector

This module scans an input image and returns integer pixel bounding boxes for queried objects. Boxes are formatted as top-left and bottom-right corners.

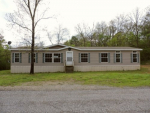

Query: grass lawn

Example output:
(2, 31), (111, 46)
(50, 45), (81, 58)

(0, 65), (150, 87)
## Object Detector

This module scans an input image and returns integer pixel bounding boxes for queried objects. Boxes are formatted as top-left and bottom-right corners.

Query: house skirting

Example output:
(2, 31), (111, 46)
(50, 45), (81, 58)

(11, 66), (65, 73)
(11, 65), (140, 73)
(74, 65), (140, 71)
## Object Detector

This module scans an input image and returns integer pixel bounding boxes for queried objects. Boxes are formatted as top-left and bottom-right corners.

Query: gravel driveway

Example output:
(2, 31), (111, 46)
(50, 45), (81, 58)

(0, 85), (150, 113)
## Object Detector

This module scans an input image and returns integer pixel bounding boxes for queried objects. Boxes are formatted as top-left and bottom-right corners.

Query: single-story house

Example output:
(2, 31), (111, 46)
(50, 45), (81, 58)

(10, 44), (142, 73)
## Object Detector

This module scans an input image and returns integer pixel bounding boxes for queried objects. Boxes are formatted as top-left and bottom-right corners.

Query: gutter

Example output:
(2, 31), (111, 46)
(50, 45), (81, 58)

(9, 48), (143, 51)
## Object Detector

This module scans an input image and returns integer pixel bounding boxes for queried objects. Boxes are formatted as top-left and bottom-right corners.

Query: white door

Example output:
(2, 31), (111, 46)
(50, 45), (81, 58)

(66, 51), (73, 66)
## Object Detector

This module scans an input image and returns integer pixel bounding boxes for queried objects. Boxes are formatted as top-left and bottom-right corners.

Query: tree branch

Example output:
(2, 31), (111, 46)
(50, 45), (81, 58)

(34, 17), (52, 27)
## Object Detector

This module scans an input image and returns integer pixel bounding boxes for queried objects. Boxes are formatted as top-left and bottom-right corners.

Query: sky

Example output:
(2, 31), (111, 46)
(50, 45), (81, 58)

(0, 0), (150, 46)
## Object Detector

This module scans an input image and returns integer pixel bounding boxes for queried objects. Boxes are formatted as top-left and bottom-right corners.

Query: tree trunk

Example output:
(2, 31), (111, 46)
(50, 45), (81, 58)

(30, 19), (35, 74)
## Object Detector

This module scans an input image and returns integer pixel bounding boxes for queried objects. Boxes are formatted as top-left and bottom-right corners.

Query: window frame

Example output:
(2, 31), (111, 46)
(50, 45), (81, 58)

(44, 53), (52, 63)
(14, 53), (20, 63)
(54, 53), (61, 63)
(29, 53), (37, 63)
(115, 51), (121, 63)
(80, 53), (89, 63)
(132, 51), (138, 63)
(101, 53), (108, 63)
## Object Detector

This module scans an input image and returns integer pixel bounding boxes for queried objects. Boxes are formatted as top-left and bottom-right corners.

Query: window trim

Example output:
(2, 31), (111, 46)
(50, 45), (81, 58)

(44, 53), (52, 63)
(29, 53), (37, 63)
(14, 53), (20, 63)
(115, 51), (121, 63)
(54, 53), (61, 63)
(132, 51), (138, 63)
(101, 52), (109, 63)
(80, 53), (89, 63)
(43, 53), (63, 63)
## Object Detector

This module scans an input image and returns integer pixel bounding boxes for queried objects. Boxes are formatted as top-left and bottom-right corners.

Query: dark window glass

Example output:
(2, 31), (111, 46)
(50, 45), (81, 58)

(116, 54), (120, 62)
(45, 53), (52, 62)
(15, 53), (19, 62)
(101, 53), (108, 62)
(54, 53), (61, 62)
(81, 53), (88, 62)
(133, 54), (137, 62)
(102, 58), (108, 62)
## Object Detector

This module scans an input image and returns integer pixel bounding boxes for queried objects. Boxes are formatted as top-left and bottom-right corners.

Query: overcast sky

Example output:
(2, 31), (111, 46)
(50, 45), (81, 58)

(0, 0), (150, 46)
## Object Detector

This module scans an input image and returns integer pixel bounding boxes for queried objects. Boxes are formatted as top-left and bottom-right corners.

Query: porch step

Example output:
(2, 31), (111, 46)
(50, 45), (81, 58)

(65, 66), (74, 73)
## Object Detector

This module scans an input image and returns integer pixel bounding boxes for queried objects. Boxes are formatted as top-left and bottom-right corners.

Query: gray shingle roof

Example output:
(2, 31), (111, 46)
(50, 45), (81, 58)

(76, 47), (141, 49)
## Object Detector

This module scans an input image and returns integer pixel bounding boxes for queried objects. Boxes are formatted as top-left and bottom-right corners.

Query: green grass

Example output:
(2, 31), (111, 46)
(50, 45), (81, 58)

(0, 66), (150, 87)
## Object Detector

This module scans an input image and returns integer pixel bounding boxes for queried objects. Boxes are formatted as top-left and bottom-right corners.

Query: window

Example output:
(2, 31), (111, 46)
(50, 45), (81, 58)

(101, 53), (108, 62)
(81, 53), (88, 62)
(116, 51), (121, 62)
(45, 53), (52, 62)
(43, 53), (63, 63)
(29, 53), (37, 63)
(54, 53), (61, 62)
(15, 53), (20, 62)
(133, 51), (137, 62)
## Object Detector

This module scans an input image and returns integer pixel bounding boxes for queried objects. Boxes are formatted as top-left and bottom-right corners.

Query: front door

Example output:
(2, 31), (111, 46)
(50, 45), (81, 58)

(66, 51), (73, 66)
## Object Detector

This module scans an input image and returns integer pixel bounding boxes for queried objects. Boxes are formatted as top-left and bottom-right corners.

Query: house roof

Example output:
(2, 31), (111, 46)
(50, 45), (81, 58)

(77, 47), (140, 49)
(43, 44), (66, 49)
(9, 44), (143, 51)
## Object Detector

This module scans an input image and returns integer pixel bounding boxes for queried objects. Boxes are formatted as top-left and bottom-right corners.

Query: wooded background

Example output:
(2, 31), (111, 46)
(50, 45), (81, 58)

(1, 7), (150, 70)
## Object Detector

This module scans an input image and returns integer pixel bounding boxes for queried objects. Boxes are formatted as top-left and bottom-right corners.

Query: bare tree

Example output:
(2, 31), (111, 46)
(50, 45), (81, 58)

(55, 25), (69, 44)
(84, 23), (96, 47)
(6, 0), (51, 74)
(129, 8), (143, 47)
(21, 34), (45, 48)
(46, 25), (69, 44)
(75, 23), (87, 47)
(95, 22), (109, 46)
(47, 32), (54, 45)
(108, 20), (117, 38)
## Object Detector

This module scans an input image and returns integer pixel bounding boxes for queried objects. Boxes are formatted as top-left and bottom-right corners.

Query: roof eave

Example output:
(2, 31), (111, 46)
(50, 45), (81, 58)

(9, 48), (143, 51)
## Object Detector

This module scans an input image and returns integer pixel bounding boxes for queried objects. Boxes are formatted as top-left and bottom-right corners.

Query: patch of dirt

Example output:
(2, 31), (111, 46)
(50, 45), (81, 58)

(141, 65), (150, 69)
(0, 82), (114, 91)
(141, 65), (150, 73)
(21, 81), (66, 86)
(20, 79), (77, 86)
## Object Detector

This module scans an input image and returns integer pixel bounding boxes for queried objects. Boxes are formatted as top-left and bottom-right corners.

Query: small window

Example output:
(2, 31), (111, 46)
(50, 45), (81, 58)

(45, 53), (52, 62)
(15, 53), (20, 62)
(101, 53), (108, 62)
(54, 53), (61, 62)
(116, 51), (121, 63)
(133, 51), (137, 62)
(81, 53), (88, 62)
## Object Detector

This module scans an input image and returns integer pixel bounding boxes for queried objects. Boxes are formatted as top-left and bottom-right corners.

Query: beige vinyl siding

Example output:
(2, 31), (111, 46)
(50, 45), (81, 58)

(72, 50), (140, 66)
(11, 50), (66, 66)
(11, 49), (140, 66)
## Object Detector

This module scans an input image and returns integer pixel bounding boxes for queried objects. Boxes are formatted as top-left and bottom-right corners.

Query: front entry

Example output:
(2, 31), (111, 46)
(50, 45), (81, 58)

(66, 51), (73, 66)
